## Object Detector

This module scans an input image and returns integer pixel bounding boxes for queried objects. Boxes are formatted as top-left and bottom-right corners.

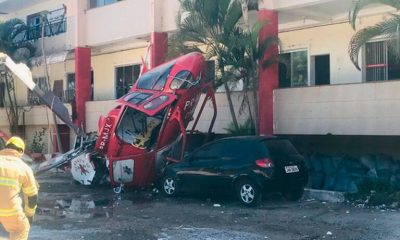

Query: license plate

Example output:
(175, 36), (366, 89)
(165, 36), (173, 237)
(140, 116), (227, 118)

(285, 165), (299, 173)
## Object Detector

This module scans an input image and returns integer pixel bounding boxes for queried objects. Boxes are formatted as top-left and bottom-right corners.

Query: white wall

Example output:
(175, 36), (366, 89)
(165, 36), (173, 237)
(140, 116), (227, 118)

(85, 100), (119, 132)
(85, 0), (151, 47)
(274, 81), (400, 136)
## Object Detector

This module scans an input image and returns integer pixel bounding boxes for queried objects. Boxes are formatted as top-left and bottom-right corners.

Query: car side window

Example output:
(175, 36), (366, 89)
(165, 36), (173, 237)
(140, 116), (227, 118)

(192, 142), (224, 160)
(218, 140), (246, 159)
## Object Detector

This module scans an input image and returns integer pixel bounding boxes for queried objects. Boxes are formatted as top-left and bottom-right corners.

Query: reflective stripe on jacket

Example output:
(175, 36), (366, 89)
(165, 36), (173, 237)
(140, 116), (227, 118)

(0, 149), (39, 217)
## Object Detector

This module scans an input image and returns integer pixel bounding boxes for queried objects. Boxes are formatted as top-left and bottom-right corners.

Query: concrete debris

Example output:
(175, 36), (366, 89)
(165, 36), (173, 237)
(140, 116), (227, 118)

(304, 189), (345, 203)
(326, 231), (333, 235)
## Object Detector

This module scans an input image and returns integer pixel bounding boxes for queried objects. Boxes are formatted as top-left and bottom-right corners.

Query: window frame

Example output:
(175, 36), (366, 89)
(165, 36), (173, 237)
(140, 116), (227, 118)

(361, 38), (400, 82)
(114, 63), (141, 99)
(279, 48), (310, 88)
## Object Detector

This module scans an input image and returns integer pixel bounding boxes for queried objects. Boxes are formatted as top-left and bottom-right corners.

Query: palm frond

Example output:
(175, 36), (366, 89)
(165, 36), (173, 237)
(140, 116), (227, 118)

(349, 26), (382, 69)
(0, 18), (35, 63)
(349, 0), (400, 29)
(349, 15), (400, 69)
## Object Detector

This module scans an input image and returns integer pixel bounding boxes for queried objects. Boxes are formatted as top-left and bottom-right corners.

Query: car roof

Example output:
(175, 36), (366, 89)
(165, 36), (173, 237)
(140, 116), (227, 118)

(210, 135), (278, 144)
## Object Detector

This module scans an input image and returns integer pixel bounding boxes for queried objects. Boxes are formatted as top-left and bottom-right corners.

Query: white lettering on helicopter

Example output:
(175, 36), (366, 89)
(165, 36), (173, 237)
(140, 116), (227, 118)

(184, 97), (196, 111)
(98, 122), (113, 151)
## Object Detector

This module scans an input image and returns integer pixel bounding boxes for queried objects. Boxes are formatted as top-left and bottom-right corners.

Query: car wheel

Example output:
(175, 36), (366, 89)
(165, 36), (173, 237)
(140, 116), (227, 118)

(236, 179), (261, 207)
(282, 185), (304, 201)
(162, 175), (178, 197)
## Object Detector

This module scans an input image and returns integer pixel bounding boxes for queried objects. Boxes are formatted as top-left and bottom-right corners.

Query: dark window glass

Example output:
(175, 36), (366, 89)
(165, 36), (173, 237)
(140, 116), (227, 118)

(123, 92), (152, 105)
(28, 77), (47, 105)
(170, 70), (194, 90)
(206, 60), (215, 83)
(136, 62), (175, 90)
(66, 71), (94, 102)
(279, 51), (308, 88)
(364, 41), (400, 81)
(263, 139), (298, 158)
(90, 0), (121, 8)
(116, 64), (141, 98)
(0, 82), (5, 108)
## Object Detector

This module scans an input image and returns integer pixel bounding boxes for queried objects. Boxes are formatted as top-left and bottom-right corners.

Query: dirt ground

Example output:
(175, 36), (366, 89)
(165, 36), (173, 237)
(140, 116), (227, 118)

(1, 172), (399, 240)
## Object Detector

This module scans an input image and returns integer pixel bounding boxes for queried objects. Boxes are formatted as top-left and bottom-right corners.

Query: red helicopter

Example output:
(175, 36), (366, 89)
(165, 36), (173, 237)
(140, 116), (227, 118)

(0, 52), (217, 191)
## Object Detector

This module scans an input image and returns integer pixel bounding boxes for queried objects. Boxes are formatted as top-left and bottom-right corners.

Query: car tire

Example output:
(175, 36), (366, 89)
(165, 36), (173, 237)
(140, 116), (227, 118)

(282, 185), (304, 201)
(161, 175), (178, 197)
(235, 179), (261, 207)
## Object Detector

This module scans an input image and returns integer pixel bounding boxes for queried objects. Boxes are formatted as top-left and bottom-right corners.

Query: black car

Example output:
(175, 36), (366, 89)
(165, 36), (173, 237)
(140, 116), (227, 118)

(161, 136), (308, 206)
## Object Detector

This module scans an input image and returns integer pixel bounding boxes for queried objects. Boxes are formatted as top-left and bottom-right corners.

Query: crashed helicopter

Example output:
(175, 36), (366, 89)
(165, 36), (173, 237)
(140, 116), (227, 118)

(0, 52), (217, 192)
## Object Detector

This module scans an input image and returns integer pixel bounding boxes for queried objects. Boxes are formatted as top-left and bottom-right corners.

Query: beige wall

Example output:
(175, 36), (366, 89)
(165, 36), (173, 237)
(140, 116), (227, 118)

(279, 14), (391, 85)
(274, 81), (400, 136)
(91, 47), (147, 100)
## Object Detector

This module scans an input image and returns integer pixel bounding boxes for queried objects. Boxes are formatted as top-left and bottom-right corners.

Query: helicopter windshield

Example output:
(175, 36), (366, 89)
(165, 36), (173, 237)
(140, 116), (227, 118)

(116, 106), (165, 149)
(136, 61), (175, 90)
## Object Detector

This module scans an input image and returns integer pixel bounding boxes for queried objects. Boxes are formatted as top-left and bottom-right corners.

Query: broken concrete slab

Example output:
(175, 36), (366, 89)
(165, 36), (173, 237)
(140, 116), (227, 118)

(303, 188), (345, 203)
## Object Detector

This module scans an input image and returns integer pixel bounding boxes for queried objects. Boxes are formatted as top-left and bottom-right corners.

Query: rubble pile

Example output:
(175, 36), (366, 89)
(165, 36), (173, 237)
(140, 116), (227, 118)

(306, 154), (400, 193)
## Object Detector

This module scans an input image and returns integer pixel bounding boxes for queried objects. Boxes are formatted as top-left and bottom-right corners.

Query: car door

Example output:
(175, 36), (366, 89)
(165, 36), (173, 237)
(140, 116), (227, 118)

(207, 140), (243, 189)
(175, 143), (220, 193)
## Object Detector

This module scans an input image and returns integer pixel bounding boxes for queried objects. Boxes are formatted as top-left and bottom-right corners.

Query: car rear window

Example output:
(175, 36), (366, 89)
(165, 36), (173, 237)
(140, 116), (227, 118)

(263, 139), (299, 158)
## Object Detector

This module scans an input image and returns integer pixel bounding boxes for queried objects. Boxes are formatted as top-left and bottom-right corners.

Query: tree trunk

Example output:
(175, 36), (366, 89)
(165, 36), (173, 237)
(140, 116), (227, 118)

(224, 82), (239, 131)
(252, 86), (259, 135)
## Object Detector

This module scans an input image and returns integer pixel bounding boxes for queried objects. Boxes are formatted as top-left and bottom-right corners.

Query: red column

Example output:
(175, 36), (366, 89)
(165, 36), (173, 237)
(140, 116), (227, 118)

(150, 32), (168, 68)
(74, 47), (92, 131)
(258, 9), (278, 136)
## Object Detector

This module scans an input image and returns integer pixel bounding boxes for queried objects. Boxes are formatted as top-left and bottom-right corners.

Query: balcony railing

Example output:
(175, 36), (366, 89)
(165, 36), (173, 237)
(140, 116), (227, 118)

(26, 19), (67, 41)
(28, 89), (75, 106)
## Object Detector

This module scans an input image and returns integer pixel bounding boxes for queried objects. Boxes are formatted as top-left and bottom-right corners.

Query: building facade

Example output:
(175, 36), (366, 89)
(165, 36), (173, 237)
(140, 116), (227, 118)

(0, 0), (399, 155)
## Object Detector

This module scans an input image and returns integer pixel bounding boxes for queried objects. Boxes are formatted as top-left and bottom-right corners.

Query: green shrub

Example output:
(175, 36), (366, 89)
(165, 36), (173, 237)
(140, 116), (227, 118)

(224, 119), (255, 136)
(30, 128), (46, 153)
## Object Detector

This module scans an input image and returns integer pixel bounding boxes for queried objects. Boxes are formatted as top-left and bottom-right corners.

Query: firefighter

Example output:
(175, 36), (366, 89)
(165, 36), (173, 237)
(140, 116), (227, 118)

(0, 136), (38, 240)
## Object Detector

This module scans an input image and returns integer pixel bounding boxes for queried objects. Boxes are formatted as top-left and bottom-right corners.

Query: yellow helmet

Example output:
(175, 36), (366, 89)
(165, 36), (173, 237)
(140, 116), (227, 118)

(6, 136), (25, 153)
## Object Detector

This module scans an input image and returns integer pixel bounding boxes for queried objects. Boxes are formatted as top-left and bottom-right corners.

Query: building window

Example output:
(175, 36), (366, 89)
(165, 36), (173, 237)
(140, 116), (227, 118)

(0, 82), (4, 108)
(26, 7), (67, 41)
(279, 50), (308, 88)
(89, 0), (122, 8)
(66, 72), (94, 102)
(365, 41), (400, 82)
(206, 60), (216, 84)
(116, 64), (141, 98)
(28, 77), (48, 105)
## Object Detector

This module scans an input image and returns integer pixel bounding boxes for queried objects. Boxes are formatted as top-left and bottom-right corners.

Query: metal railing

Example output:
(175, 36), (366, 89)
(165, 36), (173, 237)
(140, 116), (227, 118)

(26, 19), (67, 41)
(28, 88), (75, 106)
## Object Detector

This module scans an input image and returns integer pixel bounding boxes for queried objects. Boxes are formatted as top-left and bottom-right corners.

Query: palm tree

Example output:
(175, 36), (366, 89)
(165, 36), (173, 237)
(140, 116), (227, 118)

(175, 0), (277, 133)
(349, 0), (400, 70)
(0, 18), (35, 63)
(0, 18), (35, 135)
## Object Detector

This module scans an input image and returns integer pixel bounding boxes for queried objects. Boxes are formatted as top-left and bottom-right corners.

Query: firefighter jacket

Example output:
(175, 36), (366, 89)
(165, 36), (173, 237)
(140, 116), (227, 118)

(0, 149), (38, 217)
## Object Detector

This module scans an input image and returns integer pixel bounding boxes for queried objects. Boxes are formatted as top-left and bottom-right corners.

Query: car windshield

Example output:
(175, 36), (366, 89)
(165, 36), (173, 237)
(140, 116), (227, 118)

(136, 62), (175, 90)
(116, 107), (165, 149)
(263, 139), (299, 157)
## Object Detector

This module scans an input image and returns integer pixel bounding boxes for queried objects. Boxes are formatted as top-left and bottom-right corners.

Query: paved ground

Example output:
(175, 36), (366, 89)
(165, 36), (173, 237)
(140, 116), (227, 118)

(1, 172), (399, 240)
